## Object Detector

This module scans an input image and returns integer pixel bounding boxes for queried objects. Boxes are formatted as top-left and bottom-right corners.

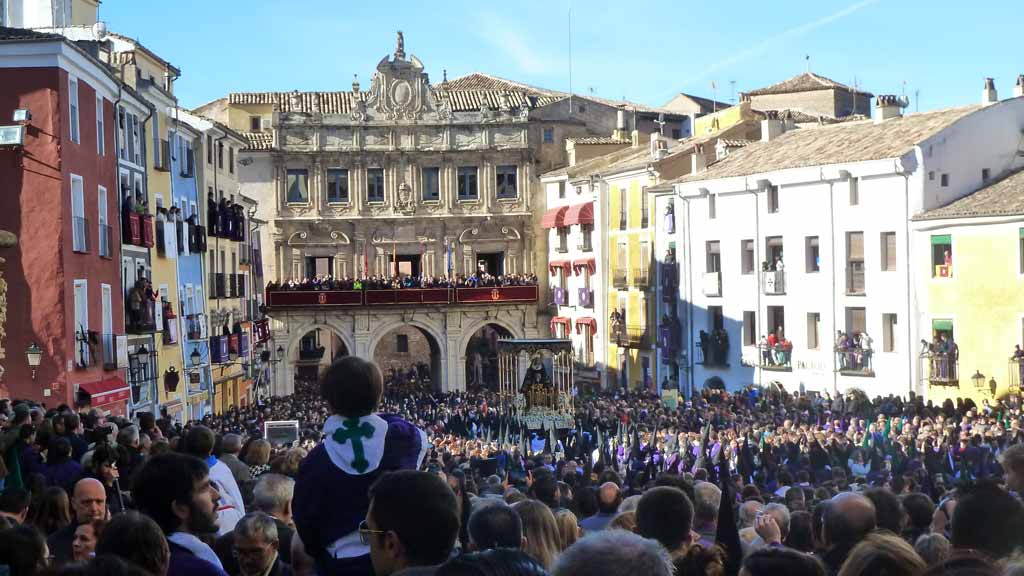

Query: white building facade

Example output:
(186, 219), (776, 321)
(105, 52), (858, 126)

(657, 91), (1024, 399)
(539, 173), (603, 391)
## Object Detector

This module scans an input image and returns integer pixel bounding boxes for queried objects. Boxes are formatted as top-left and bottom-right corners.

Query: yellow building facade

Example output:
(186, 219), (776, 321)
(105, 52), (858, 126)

(913, 170), (1024, 404)
(606, 173), (658, 390)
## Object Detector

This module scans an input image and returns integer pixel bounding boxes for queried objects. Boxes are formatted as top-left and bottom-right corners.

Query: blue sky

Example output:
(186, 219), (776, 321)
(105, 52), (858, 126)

(101, 0), (1023, 112)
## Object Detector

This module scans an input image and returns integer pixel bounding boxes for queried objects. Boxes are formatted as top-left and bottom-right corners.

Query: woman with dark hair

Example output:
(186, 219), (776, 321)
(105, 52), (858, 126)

(0, 523), (50, 576)
(448, 468), (473, 550)
(741, 547), (825, 576)
(27, 486), (71, 537)
(436, 548), (550, 576)
(85, 443), (126, 514)
(785, 510), (816, 553)
(95, 511), (170, 576)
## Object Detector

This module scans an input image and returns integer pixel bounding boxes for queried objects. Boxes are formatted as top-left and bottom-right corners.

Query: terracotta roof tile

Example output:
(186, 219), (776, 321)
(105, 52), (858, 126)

(915, 167), (1024, 220)
(672, 105), (981, 184)
(242, 132), (274, 151)
(568, 136), (631, 145)
(0, 26), (61, 41)
(744, 72), (872, 97)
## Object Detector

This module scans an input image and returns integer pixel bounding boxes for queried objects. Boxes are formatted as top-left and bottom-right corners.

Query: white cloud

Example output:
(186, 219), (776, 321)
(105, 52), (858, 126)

(685, 0), (883, 84)
(473, 11), (562, 76)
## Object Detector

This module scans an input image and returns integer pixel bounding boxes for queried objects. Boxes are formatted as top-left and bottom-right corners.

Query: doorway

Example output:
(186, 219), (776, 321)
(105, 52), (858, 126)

(476, 252), (504, 276)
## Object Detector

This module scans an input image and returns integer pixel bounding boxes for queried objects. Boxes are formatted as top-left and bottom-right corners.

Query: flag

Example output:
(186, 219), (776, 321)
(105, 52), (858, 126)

(710, 80), (717, 90)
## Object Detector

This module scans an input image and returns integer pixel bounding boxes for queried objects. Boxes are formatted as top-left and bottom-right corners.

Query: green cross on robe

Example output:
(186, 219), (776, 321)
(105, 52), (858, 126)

(333, 417), (376, 473)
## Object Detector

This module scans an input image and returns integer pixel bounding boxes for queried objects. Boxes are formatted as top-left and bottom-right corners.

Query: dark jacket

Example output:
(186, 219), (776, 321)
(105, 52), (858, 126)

(219, 453), (252, 488)
(47, 522), (77, 566)
(168, 541), (230, 576)
(215, 517), (294, 575)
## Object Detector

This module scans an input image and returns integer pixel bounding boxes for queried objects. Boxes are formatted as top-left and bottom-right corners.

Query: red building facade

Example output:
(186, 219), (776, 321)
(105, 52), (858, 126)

(0, 29), (128, 414)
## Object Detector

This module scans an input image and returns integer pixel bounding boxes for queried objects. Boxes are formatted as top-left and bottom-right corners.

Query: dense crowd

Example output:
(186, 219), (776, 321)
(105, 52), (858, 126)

(4, 360), (1024, 576)
(266, 272), (538, 292)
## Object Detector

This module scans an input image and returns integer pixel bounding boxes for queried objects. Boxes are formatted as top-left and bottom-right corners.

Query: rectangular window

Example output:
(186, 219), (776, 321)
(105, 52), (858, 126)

(558, 181), (566, 199)
(74, 279), (89, 367)
(580, 224), (593, 252)
(616, 243), (627, 272)
(131, 115), (140, 164)
(95, 96), (104, 155)
(397, 334), (409, 353)
(709, 305), (724, 331)
(767, 184), (779, 213)
(743, 311), (756, 346)
(880, 231), (897, 271)
(286, 169), (309, 203)
(98, 185), (109, 258)
(639, 241), (650, 275)
(71, 174), (86, 252)
(882, 313), (897, 352)
(117, 107), (127, 160)
(207, 135), (213, 164)
(250, 116), (261, 132)
(982, 168), (990, 182)
(641, 187), (650, 228)
(422, 167), (440, 201)
(708, 194), (716, 219)
(68, 77), (80, 143)
(457, 166), (478, 200)
(941, 174), (949, 187)
(218, 142), (224, 169)
(741, 239), (754, 274)
(806, 236), (820, 272)
(1019, 228), (1024, 274)
(931, 234), (952, 278)
(229, 147), (234, 174)
(619, 188), (628, 230)
(849, 178), (859, 205)
(326, 168), (349, 204)
(846, 231), (865, 294)
(765, 236), (784, 268)
(543, 127), (554, 144)
(706, 241), (721, 273)
(367, 168), (385, 203)
(807, 312), (820, 349)
(556, 228), (568, 253)
(496, 165), (518, 199)
(846, 307), (866, 337)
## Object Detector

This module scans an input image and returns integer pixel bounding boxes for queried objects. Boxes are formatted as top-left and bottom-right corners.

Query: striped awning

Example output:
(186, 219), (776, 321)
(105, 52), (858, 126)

(575, 317), (597, 335)
(563, 202), (594, 226)
(540, 206), (569, 229)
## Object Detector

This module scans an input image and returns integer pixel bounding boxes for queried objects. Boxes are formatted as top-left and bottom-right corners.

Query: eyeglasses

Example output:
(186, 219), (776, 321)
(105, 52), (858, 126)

(358, 520), (386, 546)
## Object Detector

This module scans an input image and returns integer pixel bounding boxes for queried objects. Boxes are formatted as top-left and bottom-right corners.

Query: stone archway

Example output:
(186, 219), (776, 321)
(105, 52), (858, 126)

(462, 321), (517, 392)
(368, 319), (447, 393)
(278, 321), (355, 396)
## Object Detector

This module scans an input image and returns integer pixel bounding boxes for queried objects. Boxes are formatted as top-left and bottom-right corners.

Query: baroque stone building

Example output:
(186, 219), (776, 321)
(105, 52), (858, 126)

(195, 33), (682, 393)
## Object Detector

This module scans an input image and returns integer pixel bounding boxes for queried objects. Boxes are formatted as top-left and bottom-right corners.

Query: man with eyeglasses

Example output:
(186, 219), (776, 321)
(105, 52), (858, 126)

(360, 470), (460, 576)
(232, 512), (292, 576)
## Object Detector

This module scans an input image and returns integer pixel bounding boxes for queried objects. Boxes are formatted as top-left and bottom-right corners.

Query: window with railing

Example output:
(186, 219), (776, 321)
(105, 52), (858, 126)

(73, 217), (89, 253)
(99, 223), (112, 258)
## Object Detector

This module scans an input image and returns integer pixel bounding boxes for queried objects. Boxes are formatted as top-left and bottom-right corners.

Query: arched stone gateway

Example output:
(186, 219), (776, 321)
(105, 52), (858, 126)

(463, 322), (514, 392)
(267, 304), (540, 394)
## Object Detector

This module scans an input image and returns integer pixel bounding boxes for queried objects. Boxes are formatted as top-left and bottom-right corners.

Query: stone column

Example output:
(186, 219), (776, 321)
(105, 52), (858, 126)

(445, 329), (464, 393)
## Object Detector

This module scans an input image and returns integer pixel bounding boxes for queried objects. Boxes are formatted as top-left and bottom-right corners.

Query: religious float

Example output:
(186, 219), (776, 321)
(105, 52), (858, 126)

(496, 338), (575, 430)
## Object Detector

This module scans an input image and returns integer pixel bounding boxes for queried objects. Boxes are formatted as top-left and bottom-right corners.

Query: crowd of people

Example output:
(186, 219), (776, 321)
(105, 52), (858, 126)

(267, 272), (538, 292)
(4, 358), (1024, 575)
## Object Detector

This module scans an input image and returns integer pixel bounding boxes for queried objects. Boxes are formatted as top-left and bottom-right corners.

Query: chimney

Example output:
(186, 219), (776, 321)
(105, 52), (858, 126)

(760, 111), (785, 142)
(874, 95), (902, 123)
(1015, 75), (1024, 98)
(983, 77), (998, 105)
(631, 129), (640, 148)
(650, 132), (669, 160)
(691, 143), (707, 174)
(616, 108), (627, 131)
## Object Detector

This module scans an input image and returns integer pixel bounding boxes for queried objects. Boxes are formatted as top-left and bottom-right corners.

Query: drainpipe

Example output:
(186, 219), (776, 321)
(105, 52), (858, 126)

(828, 177), (838, 396)
(681, 195), (694, 398)
(743, 179), (762, 388)
(902, 168), (913, 397)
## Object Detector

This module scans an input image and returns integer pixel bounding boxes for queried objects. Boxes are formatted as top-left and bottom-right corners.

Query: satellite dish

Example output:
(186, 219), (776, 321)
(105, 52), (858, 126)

(93, 21), (108, 41)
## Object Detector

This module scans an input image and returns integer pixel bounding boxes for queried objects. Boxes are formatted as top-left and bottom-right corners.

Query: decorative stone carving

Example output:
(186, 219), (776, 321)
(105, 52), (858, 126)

(284, 131), (313, 148)
(394, 183), (416, 215)
(324, 129), (354, 150)
(288, 90), (302, 111)
(418, 130), (445, 150)
(350, 97), (367, 122)
(480, 102), (496, 123)
(454, 129), (482, 149)
(493, 128), (524, 149)
(364, 130), (390, 148)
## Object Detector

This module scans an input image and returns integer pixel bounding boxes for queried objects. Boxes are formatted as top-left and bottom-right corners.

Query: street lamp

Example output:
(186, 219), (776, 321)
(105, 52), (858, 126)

(275, 345), (284, 363)
(972, 370), (986, 393)
(989, 377), (998, 398)
(190, 348), (201, 368)
(26, 342), (42, 380)
(134, 345), (151, 367)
